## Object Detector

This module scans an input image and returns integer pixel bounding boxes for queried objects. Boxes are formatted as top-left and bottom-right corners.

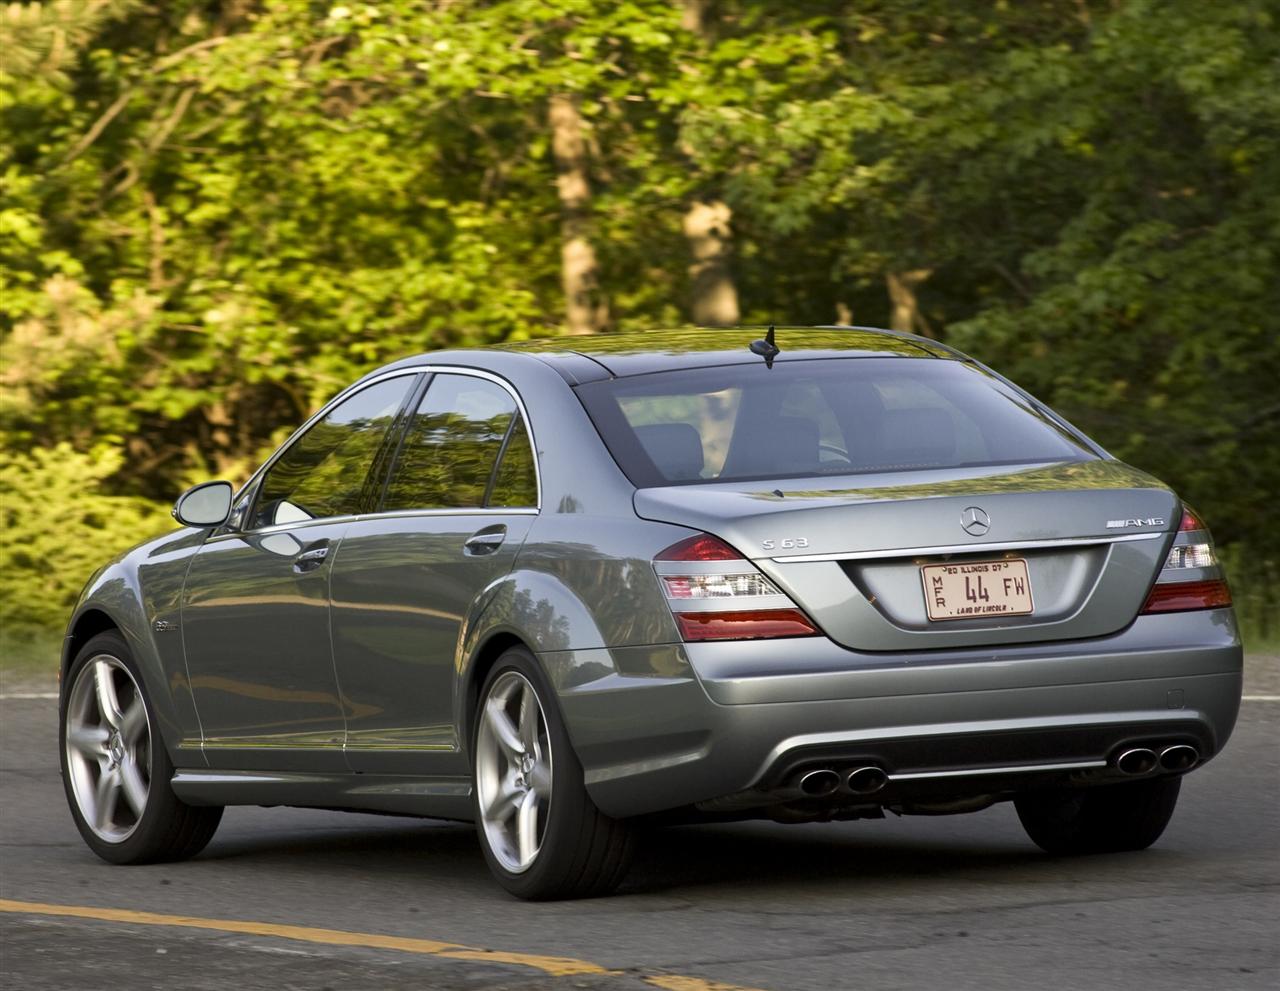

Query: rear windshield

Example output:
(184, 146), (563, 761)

(575, 358), (1096, 487)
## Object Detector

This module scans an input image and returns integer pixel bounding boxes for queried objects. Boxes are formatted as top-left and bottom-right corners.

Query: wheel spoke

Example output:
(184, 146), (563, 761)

(484, 788), (519, 825)
(93, 769), (121, 832)
(516, 790), (539, 868)
(517, 684), (539, 753)
(485, 698), (524, 756)
(94, 660), (123, 728)
(528, 761), (552, 799)
(119, 759), (148, 817)
(68, 724), (109, 759)
(120, 698), (147, 745)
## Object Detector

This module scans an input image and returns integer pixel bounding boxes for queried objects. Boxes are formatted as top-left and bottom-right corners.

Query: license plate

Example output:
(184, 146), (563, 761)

(920, 559), (1034, 621)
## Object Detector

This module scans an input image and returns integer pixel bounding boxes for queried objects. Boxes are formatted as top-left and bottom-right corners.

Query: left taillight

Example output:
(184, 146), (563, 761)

(1141, 507), (1232, 614)
(654, 533), (818, 642)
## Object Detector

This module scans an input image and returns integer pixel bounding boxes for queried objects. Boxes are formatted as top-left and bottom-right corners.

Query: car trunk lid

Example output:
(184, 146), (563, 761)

(634, 459), (1177, 650)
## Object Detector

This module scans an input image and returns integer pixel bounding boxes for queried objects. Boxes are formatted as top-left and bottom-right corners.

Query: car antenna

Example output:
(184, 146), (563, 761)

(749, 324), (780, 368)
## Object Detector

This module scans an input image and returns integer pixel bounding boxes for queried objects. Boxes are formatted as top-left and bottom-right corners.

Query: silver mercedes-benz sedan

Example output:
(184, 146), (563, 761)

(60, 328), (1242, 899)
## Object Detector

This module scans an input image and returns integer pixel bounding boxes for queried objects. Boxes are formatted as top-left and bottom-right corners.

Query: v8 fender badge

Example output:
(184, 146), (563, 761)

(152, 619), (177, 633)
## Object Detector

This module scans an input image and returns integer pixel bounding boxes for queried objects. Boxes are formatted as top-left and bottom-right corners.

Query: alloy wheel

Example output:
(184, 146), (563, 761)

(64, 654), (152, 843)
(474, 670), (553, 873)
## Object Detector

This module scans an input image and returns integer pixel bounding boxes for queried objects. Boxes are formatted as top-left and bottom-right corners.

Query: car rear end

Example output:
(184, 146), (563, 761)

(566, 344), (1242, 830)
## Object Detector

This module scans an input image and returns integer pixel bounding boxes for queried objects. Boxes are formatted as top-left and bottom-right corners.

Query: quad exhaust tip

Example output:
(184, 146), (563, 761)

(1116, 748), (1159, 776)
(845, 766), (889, 795)
(798, 768), (841, 797)
(1159, 744), (1199, 772)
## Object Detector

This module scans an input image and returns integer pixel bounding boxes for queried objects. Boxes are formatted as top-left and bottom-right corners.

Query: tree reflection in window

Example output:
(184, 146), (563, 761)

(488, 415), (537, 508)
(384, 374), (535, 511)
(254, 377), (415, 528)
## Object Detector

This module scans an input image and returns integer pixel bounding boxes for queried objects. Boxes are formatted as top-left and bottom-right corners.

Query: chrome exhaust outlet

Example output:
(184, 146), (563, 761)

(1159, 744), (1199, 772)
(1116, 748), (1158, 776)
(798, 768), (841, 798)
(845, 766), (889, 796)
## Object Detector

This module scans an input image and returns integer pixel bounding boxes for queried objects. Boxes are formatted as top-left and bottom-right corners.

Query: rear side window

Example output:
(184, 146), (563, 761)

(383, 374), (536, 510)
(575, 357), (1095, 487)
(253, 376), (416, 528)
(487, 416), (537, 508)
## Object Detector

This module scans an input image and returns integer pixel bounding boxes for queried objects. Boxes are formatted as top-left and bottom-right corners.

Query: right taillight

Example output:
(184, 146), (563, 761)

(654, 533), (818, 641)
(1141, 506), (1232, 614)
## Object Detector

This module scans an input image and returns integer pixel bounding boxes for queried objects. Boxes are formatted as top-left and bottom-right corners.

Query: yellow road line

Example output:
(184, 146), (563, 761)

(645, 978), (768, 991)
(0, 898), (767, 990)
(0, 899), (604, 977)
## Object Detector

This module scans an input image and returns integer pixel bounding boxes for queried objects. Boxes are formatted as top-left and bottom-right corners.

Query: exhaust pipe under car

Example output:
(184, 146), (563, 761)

(845, 766), (889, 795)
(798, 768), (841, 797)
(1158, 744), (1199, 772)
(1116, 747), (1159, 775)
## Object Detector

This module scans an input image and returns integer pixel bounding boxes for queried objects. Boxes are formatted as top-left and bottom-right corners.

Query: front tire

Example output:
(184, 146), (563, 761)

(1015, 776), (1182, 856)
(471, 647), (633, 899)
(60, 631), (223, 864)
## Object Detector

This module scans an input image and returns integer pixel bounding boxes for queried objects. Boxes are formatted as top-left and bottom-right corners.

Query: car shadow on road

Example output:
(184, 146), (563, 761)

(623, 819), (1052, 896)
(194, 809), (1088, 899)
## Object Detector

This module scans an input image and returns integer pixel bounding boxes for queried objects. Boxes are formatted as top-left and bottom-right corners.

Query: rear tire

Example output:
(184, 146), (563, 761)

(60, 631), (223, 865)
(1015, 776), (1181, 856)
(471, 647), (633, 899)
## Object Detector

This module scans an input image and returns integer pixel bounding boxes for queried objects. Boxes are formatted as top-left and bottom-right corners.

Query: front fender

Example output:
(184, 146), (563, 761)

(63, 528), (207, 767)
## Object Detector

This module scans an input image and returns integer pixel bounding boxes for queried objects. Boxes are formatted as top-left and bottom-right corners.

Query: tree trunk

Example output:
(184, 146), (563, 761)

(886, 269), (933, 337)
(549, 93), (607, 336)
(683, 199), (740, 326)
(680, 0), (709, 33)
(680, 1), (739, 326)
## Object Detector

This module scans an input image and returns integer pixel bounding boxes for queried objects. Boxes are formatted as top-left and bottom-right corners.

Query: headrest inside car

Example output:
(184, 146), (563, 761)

(634, 422), (705, 480)
(878, 409), (956, 465)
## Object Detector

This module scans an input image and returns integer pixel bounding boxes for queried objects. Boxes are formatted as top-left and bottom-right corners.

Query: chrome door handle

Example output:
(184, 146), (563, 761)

(292, 542), (330, 572)
(464, 525), (507, 556)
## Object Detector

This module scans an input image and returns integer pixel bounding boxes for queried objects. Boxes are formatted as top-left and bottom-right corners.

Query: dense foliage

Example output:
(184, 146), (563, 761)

(2, 0), (1277, 640)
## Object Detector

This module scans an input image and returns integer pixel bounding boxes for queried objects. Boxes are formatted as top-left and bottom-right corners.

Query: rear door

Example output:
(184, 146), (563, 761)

(330, 371), (538, 774)
(181, 374), (419, 770)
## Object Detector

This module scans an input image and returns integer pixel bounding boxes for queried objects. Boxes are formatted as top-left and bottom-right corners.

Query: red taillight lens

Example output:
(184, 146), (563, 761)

(656, 533), (743, 562)
(674, 608), (817, 642)
(655, 532), (819, 641)
(1149, 503), (1230, 613)
(1141, 579), (1231, 614)
(1179, 508), (1205, 531)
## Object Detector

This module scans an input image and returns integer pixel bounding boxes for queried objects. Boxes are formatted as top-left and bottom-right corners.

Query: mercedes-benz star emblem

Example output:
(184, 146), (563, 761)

(961, 506), (991, 536)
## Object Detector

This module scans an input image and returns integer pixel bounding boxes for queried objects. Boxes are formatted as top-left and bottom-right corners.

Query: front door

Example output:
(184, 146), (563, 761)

(331, 371), (540, 774)
(181, 374), (420, 771)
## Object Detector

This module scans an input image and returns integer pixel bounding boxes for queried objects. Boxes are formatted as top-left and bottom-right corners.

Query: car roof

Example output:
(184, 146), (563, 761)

(495, 326), (958, 380)
(368, 327), (964, 388)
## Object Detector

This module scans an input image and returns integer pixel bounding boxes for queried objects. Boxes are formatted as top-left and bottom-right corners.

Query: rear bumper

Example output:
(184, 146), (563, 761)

(547, 610), (1243, 818)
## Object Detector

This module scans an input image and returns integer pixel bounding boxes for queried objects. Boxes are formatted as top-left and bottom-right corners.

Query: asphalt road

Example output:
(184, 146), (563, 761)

(2, 691), (1277, 991)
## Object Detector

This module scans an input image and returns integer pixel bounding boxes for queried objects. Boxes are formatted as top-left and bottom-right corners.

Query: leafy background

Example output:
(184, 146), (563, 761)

(2, 0), (1277, 652)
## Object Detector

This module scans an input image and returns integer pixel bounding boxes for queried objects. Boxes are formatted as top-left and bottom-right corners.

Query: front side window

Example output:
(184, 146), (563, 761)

(252, 376), (416, 528)
(383, 374), (536, 511)
(576, 357), (1096, 487)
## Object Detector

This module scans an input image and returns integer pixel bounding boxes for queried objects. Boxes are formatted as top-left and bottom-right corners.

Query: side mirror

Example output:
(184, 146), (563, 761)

(173, 481), (234, 528)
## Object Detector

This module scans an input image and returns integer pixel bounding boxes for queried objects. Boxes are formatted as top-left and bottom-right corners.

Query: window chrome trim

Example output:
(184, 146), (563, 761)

(359, 507), (540, 522)
(204, 513), (364, 544)
(224, 364), (541, 538)
(769, 531), (1163, 563)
